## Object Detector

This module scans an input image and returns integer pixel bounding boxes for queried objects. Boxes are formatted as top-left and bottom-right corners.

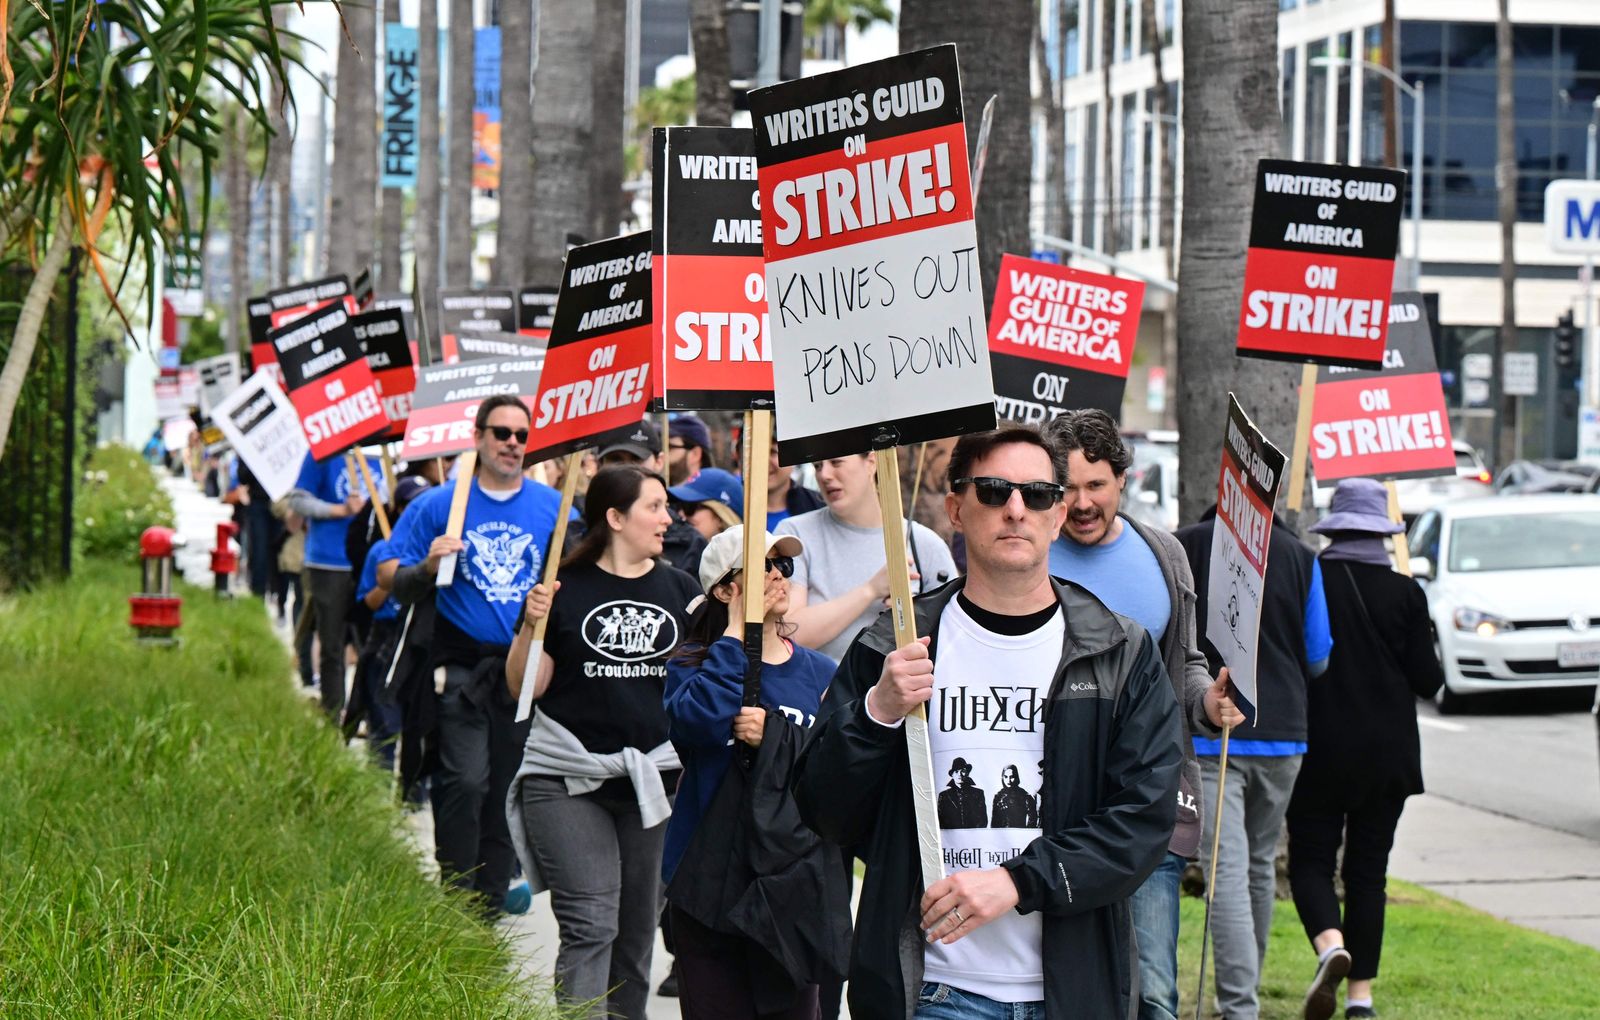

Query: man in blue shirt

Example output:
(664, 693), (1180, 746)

(1043, 410), (1240, 1020)
(392, 394), (566, 915)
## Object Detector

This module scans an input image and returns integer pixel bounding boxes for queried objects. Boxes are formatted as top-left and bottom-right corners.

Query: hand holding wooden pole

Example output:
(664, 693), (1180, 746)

(354, 451), (391, 540)
(740, 411), (773, 715)
(515, 449), (584, 722)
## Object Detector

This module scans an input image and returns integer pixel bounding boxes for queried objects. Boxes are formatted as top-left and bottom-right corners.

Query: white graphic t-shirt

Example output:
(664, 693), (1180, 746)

(923, 595), (1063, 1004)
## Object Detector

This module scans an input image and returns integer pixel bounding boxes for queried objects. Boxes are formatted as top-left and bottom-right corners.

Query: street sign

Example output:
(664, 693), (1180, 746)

(1462, 353), (1492, 409)
(1544, 180), (1600, 255)
(1503, 352), (1539, 397)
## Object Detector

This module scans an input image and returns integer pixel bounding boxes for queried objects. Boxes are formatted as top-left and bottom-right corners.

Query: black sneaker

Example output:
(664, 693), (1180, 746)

(1303, 947), (1352, 1020)
(656, 969), (678, 997)
(1345, 1007), (1377, 1019)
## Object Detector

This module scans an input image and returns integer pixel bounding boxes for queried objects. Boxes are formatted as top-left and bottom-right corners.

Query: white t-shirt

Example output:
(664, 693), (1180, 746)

(923, 596), (1063, 1004)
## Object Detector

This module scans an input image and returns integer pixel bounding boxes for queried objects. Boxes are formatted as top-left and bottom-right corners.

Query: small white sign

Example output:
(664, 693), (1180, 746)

(1503, 351), (1539, 397)
(210, 370), (310, 501)
(1545, 179), (1600, 255)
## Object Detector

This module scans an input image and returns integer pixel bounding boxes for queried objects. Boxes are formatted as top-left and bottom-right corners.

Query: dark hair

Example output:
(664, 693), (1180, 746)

(1041, 409), (1131, 477)
(474, 394), (531, 430)
(671, 577), (797, 669)
(561, 465), (668, 568)
(946, 423), (1068, 489)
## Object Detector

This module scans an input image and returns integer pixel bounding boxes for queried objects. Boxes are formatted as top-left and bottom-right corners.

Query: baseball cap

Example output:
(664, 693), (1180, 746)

(597, 418), (662, 462)
(669, 413), (713, 454)
(668, 467), (744, 527)
(695, 525), (805, 594)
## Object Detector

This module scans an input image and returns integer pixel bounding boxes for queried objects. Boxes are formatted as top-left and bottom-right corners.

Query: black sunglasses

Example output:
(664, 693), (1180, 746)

(953, 476), (1066, 511)
(484, 425), (530, 445)
(715, 555), (795, 588)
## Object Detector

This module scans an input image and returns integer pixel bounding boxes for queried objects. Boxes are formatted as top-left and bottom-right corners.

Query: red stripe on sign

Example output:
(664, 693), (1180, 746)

(659, 253), (773, 398)
(251, 341), (278, 368)
(289, 360), (389, 459)
(758, 122), (973, 262)
(1309, 373), (1456, 482)
(1235, 248), (1392, 366)
(1216, 458), (1272, 576)
(988, 254), (1143, 377)
(529, 324), (655, 450)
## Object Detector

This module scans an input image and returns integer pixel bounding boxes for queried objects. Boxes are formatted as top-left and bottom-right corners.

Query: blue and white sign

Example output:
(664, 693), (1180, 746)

(1545, 179), (1600, 255)
(382, 24), (419, 188)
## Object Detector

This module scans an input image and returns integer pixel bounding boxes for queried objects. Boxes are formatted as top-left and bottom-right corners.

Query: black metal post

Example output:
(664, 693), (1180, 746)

(60, 248), (81, 577)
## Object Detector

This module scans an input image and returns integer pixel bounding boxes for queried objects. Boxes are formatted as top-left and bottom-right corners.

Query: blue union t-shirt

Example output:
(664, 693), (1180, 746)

(1047, 520), (1171, 643)
(397, 477), (567, 647)
(294, 452), (385, 570)
(357, 538), (401, 622)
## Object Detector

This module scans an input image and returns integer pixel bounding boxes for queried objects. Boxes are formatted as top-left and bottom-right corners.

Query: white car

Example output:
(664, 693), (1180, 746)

(1409, 495), (1600, 712)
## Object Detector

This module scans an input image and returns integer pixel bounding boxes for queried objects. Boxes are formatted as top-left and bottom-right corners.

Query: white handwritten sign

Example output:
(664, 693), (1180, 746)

(210, 370), (310, 501)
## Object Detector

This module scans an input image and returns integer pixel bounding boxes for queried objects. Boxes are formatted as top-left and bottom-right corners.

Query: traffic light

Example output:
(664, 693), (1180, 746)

(1555, 311), (1578, 372)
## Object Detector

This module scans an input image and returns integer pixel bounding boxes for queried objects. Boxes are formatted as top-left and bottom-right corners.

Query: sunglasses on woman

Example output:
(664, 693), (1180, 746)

(715, 555), (795, 588)
(953, 476), (1066, 511)
(485, 425), (530, 445)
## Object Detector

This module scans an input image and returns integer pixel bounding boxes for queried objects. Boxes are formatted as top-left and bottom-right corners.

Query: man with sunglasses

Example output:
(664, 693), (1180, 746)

(794, 423), (1185, 1020)
(391, 394), (571, 916)
(1042, 408), (1242, 1020)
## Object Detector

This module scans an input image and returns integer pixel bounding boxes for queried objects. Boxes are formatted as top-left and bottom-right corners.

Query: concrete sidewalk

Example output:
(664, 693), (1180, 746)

(160, 472), (240, 587)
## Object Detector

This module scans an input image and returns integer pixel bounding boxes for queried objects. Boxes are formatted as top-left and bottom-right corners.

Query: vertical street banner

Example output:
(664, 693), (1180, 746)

(401, 355), (545, 460)
(1205, 395), (1287, 725)
(352, 308), (417, 441)
(1310, 291), (1456, 482)
(247, 295), (275, 371)
(382, 23), (420, 188)
(269, 301), (391, 460)
(518, 286), (559, 340)
(438, 287), (517, 363)
(987, 254), (1142, 423)
(526, 231), (654, 462)
(653, 126), (774, 410)
(472, 26), (501, 191)
(267, 275), (355, 330)
(748, 44), (996, 463)
(210, 370), (311, 500)
(1236, 159), (1406, 367)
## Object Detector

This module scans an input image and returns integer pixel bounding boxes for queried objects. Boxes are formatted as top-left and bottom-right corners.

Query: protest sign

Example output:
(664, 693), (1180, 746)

(748, 44), (995, 465)
(400, 354), (545, 461)
(352, 308), (417, 441)
(154, 378), (184, 421)
(267, 275), (355, 330)
(373, 292), (420, 360)
(1310, 291), (1455, 483)
(1236, 159), (1405, 368)
(988, 254), (1142, 422)
(653, 126), (774, 411)
(247, 295), (276, 371)
(269, 301), (390, 459)
(526, 231), (654, 462)
(382, 23), (419, 187)
(353, 266), (376, 311)
(210, 370), (310, 500)
(455, 329), (547, 363)
(518, 286), (559, 339)
(1205, 395), (1287, 726)
(438, 287), (517, 363)
(195, 353), (242, 416)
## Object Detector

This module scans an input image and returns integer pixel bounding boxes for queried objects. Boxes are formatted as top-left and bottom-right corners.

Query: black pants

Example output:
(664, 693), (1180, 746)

(670, 904), (820, 1020)
(433, 662), (527, 913)
(305, 566), (354, 716)
(1286, 790), (1408, 982)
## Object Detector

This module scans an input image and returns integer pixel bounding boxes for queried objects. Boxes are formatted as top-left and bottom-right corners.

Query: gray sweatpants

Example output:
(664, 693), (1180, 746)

(1197, 753), (1303, 1020)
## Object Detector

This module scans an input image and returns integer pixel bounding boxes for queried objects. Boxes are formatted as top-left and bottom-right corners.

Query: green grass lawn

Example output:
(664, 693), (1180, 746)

(1178, 880), (1600, 1019)
(0, 560), (558, 1017)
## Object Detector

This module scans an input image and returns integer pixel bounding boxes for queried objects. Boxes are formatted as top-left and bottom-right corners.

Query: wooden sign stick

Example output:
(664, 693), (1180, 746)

(1285, 363), (1319, 512)
(435, 449), (476, 586)
(1194, 724), (1234, 1020)
(741, 410), (774, 714)
(380, 444), (398, 503)
(354, 451), (391, 540)
(906, 442), (930, 527)
(515, 449), (585, 722)
(1386, 480), (1412, 577)
(875, 446), (944, 893)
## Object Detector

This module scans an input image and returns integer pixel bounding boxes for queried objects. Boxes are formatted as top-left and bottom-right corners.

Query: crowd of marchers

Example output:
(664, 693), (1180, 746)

(196, 403), (1441, 1020)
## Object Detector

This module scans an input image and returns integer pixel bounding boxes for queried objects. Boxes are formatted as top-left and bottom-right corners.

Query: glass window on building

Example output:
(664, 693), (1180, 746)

(1141, 93), (1157, 248)
(1281, 44), (1298, 157)
(1084, 0), (1098, 73)
(1162, 0), (1175, 47)
(1280, 0), (1298, 10)
(1119, 0), (1136, 63)
(1120, 94), (1139, 250)
(1334, 31), (1354, 163)
(1062, 0), (1081, 79)
(1360, 24), (1393, 168)
(1082, 103), (1100, 250)
(1305, 39), (1329, 162)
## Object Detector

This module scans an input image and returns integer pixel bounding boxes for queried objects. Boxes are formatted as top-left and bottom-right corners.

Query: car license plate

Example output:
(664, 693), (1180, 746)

(1557, 641), (1600, 669)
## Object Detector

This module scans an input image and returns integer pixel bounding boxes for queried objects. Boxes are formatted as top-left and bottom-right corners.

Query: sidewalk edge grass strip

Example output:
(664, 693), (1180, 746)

(0, 560), (562, 1018)
(1179, 878), (1600, 1019)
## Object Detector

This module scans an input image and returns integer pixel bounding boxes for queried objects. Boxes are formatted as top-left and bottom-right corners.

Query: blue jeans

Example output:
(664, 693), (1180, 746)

(1129, 851), (1185, 1020)
(916, 983), (1043, 1020)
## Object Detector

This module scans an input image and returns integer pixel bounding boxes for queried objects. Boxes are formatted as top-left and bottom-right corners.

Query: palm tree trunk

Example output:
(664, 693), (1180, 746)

(269, 4), (293, 286)
(529, 1), (595, 284)
(445, 0), (474, 285)
(329, 0), (378, 280)
(1176, 0), (1298, 525)
(690, 0), (733, 127)
(589, 0), (627, 239)
(495, 0), (534, 285)
(416, 0), (441, 338)
(1493, 0), (1514, 469)
(227, 105), (251, 354)
(379, 0), (405, 289)
(0, 209), (75, 461)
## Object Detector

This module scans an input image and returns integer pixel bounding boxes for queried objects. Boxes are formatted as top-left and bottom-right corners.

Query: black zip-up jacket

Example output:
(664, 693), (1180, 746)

(793, 577), (1182, 1020)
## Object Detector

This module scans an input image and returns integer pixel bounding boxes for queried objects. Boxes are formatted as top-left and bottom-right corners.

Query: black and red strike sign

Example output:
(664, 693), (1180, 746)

(247, 295), (275, 370)
(352, 308), (417, 442)
(988, 254), (1143, 423)
(1236, 159), (1405, 368)
(401, 356), (542, 460)
(1310, 290), (1455, 482)
(353, 266), (376, 310)
(270, 301), (390, 459)
(267, 274), (355, 330)
(518, 286), (559, 340)
(653, 126), (774, 411)
(438, 288), (517, 363)
(527, 232), (654, 462)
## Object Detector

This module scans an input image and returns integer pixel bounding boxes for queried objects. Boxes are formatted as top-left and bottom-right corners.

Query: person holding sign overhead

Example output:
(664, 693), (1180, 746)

(389, 394), (568, 917)
(792, 424), (1184, 1020)
(504, 466), (699, 1020)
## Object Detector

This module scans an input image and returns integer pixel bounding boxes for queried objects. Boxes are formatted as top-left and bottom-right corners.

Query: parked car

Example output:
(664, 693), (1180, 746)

(1408, 495), (1600, 712)
(1493, 460), (1592, 495)
(1312, 439), (1491, 524)
(1123, 429), (1179, 533)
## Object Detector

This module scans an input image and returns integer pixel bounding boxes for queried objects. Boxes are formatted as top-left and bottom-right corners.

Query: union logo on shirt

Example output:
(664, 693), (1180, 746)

(464, 522), (540, 603)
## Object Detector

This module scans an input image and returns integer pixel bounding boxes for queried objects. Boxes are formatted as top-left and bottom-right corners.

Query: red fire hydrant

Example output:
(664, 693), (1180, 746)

(129, 526), (183, 644)
(211, 520), (240, 596)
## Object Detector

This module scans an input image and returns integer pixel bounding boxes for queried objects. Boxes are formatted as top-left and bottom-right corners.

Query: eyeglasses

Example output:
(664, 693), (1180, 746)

(953, 476), (1065, 511)
(668, 442), (687, 452)
(484, 425), (529, 445)
(715, 555), (795, 588)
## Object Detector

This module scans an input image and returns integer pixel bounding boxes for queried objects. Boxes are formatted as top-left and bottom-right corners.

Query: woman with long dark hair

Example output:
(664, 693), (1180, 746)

(1290, 478), (1444, 1020)
(662, 525), (842, 1019)
(505, 465), (700, 1020)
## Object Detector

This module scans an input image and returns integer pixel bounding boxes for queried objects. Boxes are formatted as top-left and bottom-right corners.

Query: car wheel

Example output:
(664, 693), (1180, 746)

(1434, 677), (1470, 715)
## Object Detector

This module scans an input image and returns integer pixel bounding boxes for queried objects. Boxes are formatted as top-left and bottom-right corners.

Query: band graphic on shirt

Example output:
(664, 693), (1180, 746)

(937, 756), (1045, 834)
(461, 521), (541, 604)
(581, 599), (681, 673)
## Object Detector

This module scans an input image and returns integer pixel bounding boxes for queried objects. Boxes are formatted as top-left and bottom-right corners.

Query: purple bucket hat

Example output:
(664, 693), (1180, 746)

(1310, 477), (1404, 535)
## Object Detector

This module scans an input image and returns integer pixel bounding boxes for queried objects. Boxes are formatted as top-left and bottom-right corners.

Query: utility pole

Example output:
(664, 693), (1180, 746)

(1493, 0), (1514, 470)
